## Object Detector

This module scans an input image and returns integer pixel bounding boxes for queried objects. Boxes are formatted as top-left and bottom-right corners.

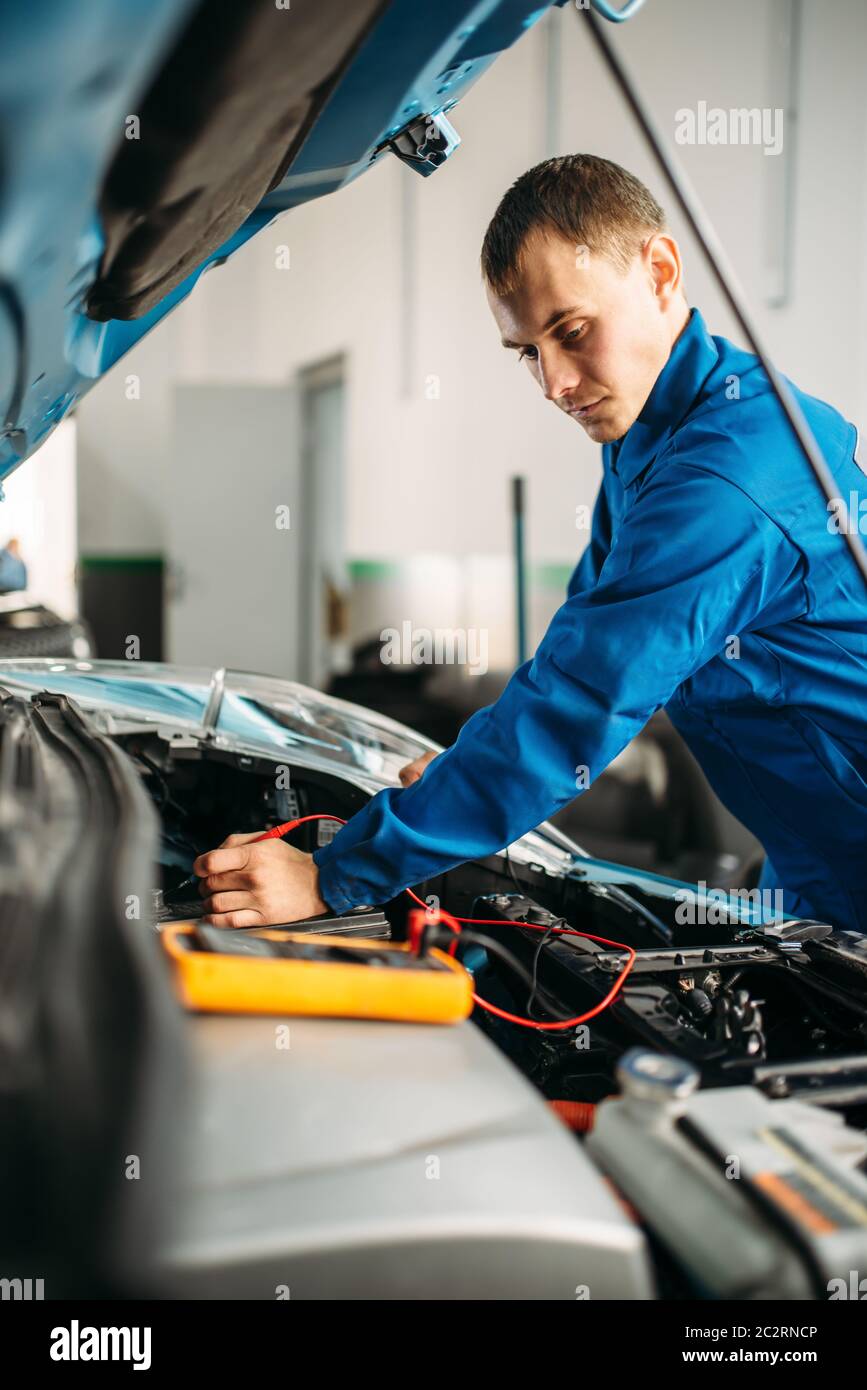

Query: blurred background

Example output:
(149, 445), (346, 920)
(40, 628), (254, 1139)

(5, 0), (866, 885)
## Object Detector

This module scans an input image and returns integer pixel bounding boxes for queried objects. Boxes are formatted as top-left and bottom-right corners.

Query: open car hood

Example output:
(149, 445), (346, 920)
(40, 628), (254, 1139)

(0, 0), (559, 488)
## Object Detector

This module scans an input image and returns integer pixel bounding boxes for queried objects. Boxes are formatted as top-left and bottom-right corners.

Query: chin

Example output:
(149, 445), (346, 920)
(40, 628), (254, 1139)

(582, 417), (623, 444)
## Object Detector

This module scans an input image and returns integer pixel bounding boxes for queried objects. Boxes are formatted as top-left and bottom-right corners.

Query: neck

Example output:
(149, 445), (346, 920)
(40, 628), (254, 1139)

(667, 298), (691, 349)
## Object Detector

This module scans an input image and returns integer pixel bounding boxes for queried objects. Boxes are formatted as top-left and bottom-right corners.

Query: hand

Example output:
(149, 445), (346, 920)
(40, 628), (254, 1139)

(193, 833), (328, 928)
(399, 750), (439, 787)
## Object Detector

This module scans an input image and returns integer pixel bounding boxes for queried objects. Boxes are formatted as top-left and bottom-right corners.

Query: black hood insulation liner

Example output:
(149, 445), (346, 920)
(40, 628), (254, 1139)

(86, 0), (388, 321)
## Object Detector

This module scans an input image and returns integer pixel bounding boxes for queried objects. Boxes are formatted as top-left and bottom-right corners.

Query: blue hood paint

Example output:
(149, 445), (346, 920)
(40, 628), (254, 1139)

(0, 0), (557, 490)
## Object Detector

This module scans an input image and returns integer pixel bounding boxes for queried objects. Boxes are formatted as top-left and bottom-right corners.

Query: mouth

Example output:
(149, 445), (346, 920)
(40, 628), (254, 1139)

(566, 397), (604, 419)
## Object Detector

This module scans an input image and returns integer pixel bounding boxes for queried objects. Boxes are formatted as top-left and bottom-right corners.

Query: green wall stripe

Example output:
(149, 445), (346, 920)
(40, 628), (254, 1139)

(80, 554), (164, 570)
(532, 562), (573, 587)
(348, 558), (574, 587)
(348, 559), (402, 580)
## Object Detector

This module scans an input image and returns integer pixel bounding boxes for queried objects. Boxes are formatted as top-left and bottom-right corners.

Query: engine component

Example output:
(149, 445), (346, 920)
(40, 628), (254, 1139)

(150, 1013), (654, 1298)
(468, 888), (867, 1107)
(152, 889), (390, 940)
(712, 986), (766, 1058)
(588, 1048), (867, 1300)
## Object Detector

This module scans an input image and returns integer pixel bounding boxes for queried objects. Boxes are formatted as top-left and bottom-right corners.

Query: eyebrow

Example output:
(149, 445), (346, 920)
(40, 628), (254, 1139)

(501, 304), (586, 349)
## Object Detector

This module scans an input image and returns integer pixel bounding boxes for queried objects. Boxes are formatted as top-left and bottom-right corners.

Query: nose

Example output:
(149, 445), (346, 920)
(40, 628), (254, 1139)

(537, 346), (581, 403)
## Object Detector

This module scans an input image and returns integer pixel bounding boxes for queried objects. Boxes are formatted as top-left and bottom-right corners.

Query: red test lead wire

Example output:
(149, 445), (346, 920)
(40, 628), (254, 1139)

(210, 814), (637, 1031)
(275, 828), (637, 1030)
(257, 813), (347, 841)
(406, 899), (636, 1032)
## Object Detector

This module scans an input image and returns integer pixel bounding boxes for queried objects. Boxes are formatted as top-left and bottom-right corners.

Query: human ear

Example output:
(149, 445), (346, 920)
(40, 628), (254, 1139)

(645, 232), (683, 304)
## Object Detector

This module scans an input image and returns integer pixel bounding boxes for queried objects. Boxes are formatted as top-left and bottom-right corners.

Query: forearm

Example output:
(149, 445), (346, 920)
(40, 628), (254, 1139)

(313, 650), (638, 911)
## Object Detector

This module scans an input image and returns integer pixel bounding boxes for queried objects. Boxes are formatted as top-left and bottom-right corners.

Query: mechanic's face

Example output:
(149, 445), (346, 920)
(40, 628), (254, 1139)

(486, 228), (688, 443)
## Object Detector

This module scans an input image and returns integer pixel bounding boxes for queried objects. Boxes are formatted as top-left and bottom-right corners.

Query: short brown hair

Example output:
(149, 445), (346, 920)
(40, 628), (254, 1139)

(481, 154), (667, 292)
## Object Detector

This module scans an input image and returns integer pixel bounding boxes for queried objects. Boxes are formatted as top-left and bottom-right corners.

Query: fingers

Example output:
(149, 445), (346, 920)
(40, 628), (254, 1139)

(201, 908), (265, 929)
(191, 837), (323, 929)
(399, 750), (438, 787)
(197, 869), (253, 896)
(195, 837), (309, 881)
(193, 844), (252, 878)
(201, 890), (259, 917)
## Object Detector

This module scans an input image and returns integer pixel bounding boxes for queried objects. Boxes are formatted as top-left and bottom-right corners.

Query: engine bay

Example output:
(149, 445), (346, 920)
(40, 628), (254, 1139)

(119, 727), (867, 1138)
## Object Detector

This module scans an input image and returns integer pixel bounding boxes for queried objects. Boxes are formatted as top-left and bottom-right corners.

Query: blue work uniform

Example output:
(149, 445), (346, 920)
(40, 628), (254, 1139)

(315, 307), (867, 932)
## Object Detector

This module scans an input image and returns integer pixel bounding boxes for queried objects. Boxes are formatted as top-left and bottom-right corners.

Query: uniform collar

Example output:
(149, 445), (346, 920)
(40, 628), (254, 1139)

(611, 306), (719, 487)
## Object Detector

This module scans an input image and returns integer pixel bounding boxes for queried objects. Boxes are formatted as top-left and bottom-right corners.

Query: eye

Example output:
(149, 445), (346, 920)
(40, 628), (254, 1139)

(562, 324), (586, 344)
(518, 345), (538, 363)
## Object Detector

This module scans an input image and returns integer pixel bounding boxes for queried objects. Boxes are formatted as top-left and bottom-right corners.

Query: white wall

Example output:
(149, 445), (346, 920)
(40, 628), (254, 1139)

(2, 418), (77, 616)
(76, 314), (178, 557)
(75, 0), (867, 666)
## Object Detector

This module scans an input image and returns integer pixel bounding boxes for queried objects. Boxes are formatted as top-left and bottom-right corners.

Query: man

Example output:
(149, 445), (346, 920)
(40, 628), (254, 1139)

(0, 537), (26, 592)
(194, 154), (867, 933)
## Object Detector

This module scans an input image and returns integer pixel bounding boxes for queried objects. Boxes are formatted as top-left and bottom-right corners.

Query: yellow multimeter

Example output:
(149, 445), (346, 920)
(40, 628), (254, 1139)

(161, 924), (473, 1024)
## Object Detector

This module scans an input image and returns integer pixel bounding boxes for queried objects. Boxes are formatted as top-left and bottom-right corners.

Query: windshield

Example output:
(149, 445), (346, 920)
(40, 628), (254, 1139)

(214, 671), (433, 781)
(0, 660), (435, 778)
(0, 659), (213, 730)
(0, 658), (587, 875)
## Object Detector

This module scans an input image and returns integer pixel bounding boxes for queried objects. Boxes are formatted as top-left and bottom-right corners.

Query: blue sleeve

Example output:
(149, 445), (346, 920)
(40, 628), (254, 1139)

(314, 463), (806, 913)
